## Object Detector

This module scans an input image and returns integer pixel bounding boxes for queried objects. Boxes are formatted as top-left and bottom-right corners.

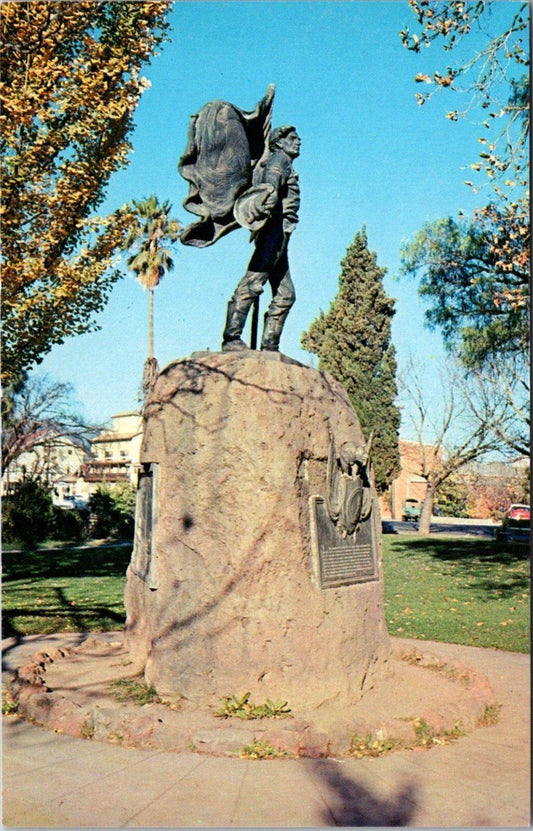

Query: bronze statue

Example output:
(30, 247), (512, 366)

(178, 86), (300, 352)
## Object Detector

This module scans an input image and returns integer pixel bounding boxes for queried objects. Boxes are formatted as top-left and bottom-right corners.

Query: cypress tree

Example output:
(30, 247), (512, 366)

(301, 228), (401, 493)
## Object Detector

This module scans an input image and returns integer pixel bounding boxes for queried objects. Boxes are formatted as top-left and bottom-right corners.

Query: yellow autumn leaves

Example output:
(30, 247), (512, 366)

(1, 2), (171, 386)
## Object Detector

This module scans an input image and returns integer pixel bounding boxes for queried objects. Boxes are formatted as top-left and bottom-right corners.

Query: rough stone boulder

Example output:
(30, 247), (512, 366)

(124, 351), (391, 710)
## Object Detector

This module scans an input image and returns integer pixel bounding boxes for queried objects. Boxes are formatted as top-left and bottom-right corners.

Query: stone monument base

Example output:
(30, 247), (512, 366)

(7, 633), (498, 759)
(124, 352), (391, 709)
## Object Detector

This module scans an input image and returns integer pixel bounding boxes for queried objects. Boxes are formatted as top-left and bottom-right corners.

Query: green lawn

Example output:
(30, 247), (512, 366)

(382, 535), (530, 653)
(2, 543), (131, 637)
(1, 535), (530, 653)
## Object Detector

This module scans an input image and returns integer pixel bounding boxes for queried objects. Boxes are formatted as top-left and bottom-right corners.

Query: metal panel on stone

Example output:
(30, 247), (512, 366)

(309, 495), (378, 589)
(132, 462), (159, 589)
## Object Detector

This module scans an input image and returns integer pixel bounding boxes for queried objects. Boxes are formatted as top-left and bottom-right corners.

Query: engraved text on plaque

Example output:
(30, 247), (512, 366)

(309, 495), (378, 589)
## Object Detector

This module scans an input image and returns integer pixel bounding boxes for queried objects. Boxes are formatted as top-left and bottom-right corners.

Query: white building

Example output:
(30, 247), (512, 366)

(2, 411), (143, 507)
(2, 432), (89, 499)
(78, 411), (143, 490)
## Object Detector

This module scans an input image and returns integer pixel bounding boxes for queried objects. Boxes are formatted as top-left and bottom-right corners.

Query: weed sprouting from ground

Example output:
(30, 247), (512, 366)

(80, 714), (95, 738)
(412, 717), (465, 747)
(108, 675), (160, 706)
(477, 702), (502, 727)
(240, 739), (289, 759)
(2, 686), (18, 715)
(346, 718), (465, 758)
(215, 692), (292, 719)
(346, 733), (403, 758)
(106, 674), (183, 710)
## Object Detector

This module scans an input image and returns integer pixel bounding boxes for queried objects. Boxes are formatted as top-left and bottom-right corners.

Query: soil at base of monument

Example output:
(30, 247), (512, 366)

(7, 633), (499, 759)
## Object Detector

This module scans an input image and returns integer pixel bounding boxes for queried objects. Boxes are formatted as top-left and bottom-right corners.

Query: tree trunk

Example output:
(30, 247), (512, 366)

(418, 483), (435, 535)
(148, 289), (154, 360)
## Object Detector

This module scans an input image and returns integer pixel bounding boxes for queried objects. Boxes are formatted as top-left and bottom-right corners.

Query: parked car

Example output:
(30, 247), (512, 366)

(497, 504), (530, 544)
(402, 498), (421, 522)
(56, 494), (89, 511)
(507, 504), (530, 521)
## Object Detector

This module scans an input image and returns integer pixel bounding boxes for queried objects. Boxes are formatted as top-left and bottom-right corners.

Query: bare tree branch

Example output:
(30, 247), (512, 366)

(397, 355), (510, 533)
(2, 374), (100, 474)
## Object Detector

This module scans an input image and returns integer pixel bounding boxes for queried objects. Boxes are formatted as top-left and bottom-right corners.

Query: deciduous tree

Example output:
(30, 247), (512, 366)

(1, 374), (96, 475)
(459, 461), (529, 518)
(398, 356), (508, 534)
(401, 0), (529, 191)
(400, 212), (529, 368)
(301, 229), (401, 493)
(400, 1), (529, 370)
(469, 355), (529, 457)
(1, 1), (171, 387)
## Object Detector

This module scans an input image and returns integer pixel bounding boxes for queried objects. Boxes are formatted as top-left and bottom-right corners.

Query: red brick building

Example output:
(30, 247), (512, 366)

(381, 440), (441, 519)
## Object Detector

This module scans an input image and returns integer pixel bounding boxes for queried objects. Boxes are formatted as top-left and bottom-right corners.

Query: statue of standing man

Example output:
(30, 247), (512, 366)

(178, 86), (301, 353)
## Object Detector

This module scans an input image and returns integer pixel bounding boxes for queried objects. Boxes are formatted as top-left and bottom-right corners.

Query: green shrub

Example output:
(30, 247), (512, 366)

(52, 506), (89, 541)
(88, 487), (115, 538)
(88, 483), (136, 539)
(435, 475), (469, 518)
(110, 482), (136, 537)
(2, 480), (54, 546)
(112, 481), (136, 517)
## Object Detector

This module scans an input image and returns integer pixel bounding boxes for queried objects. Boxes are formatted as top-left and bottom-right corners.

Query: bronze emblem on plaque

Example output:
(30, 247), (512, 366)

(310, 434), (378, 589)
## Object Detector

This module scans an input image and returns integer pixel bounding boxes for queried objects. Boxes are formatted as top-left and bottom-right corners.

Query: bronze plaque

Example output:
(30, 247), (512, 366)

(309, 495), (378, 589)
(132, 462), (159, 589)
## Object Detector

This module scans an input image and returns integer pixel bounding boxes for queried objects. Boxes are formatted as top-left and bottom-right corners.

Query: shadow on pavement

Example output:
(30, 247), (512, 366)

(309, 759), (417, 826)
(1, 631), (104, 677)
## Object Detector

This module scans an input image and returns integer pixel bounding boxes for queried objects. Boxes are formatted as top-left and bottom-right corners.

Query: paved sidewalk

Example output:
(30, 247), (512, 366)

(2, 636), (530, 828)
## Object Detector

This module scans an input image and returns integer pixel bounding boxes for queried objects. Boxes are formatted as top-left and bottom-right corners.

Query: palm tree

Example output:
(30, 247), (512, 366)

(125, 194), (181, 363)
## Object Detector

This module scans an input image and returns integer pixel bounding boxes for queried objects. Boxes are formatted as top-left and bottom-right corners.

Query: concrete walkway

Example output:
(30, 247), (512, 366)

(2, 636), (530, 828)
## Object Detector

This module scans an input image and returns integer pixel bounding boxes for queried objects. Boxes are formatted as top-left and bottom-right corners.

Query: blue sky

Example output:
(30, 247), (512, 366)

(36, 1), (521, 435)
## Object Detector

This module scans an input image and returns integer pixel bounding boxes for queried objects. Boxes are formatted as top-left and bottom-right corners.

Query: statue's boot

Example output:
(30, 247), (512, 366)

(221, 298), (254, 352)
(260, 312), (286, 352)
